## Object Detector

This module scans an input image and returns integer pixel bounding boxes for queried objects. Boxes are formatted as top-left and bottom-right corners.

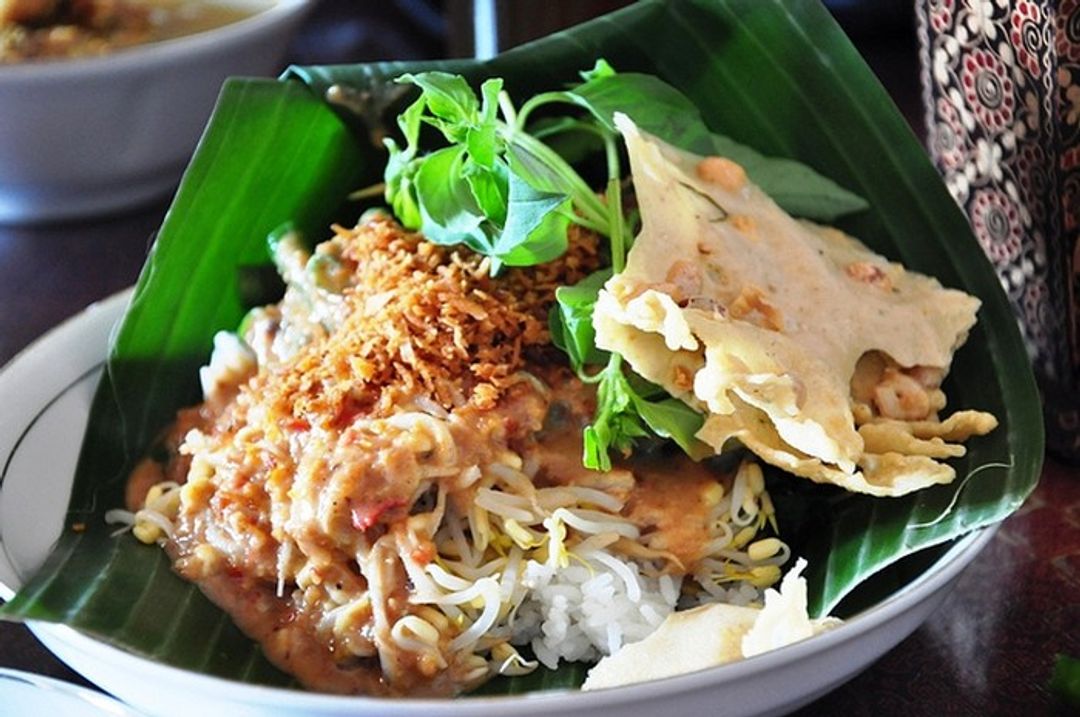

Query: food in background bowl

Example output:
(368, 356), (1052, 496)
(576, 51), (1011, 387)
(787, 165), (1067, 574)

(0, 0), (258, 63)
(0, 0), (310, 224)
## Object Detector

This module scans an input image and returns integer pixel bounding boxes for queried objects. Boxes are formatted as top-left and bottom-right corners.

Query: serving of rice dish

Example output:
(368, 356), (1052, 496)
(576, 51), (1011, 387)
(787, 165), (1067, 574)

(108, 67), (997, 698)
(114, 216), (788, 696)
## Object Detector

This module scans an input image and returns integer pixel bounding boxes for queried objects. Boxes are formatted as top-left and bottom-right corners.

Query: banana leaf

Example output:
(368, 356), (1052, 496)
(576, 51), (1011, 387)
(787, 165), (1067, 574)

(0, 0), (1043, 697)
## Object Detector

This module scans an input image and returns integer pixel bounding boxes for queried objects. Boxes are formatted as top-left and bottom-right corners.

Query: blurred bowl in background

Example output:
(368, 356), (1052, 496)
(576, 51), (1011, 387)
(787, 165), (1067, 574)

(0, 0), (313, 225)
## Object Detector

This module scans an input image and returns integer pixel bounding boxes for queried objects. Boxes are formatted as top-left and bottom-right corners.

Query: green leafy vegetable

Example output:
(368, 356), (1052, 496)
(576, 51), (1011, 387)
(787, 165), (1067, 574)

(549, 268), (611, 373)
(582, 360), (709, 471)
(383, 72), (600, 273)
(386, 62), (777, 467)
(554, 72), (714, 151)
(709, 135), (868, 221)
(383, 94), (425, 228)
(583, 357), (652, 470)
(493, 173), (570, 267)
(630, 392), (709, 459)
(549, 266), (709, 469)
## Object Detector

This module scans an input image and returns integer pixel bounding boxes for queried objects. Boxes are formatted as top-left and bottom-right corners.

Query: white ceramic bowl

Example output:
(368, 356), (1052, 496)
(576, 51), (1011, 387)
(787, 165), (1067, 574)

(0, 0), (312, 224)
(0, 290), (995, 717)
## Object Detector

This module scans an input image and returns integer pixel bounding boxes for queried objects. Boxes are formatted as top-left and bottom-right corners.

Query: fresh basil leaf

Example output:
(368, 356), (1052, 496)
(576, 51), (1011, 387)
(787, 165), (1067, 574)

(383, 142), (422, 229)
(582, 424), (606, 470)
(613, 411), (650, 446)
(555, 269), (610, 313)
(583, 357), (710, 471)
(568, 73), (713, 153)
(414, 145), (487, 250)
(624, 372), (668, 401)
(491, 173), (570, 270)
(389, 72), (602, 269)
(550, 269), (612, 373)
(479, 78), (502, 124)
(382, 95), (426, 229)
(396, 93), (425, 149)
(464, 159), (509, 228)
(710, 134), (869, 221)
(466, 126), (498, 170)
(629, 396), (707, 459)
(504, 141), (576, 198)
(396, 72), (478, 135)
(467, 78), (503, 169)
(584, 361), (655, 471)
(583, 404), (648, 471)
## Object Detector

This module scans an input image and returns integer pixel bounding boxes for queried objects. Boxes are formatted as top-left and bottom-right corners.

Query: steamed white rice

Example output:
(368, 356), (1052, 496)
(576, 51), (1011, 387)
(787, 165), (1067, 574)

(510, 550), (762, 669)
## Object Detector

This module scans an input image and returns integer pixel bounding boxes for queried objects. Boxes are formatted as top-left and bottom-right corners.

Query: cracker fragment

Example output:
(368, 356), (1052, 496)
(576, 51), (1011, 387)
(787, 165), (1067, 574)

(594, 115), (996, 496)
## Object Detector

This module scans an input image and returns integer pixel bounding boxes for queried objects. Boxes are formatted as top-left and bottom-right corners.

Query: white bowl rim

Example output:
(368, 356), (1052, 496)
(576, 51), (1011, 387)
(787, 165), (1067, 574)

(0, 0), (312, 83)
(0, 667), (140, 716)
(29, 527), (992, 713)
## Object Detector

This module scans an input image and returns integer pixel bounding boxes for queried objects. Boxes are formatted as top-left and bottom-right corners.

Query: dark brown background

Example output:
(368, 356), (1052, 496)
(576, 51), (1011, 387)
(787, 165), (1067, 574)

(0, 2), (1077, 715)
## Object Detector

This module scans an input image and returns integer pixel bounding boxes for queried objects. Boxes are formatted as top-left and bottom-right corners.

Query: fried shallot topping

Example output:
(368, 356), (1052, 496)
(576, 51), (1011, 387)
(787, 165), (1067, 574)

(261, 216), (600, 425)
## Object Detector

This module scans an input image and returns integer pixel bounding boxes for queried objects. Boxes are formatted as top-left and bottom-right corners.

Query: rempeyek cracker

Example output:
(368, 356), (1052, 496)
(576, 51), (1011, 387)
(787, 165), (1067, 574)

(594, 115), (996, 497)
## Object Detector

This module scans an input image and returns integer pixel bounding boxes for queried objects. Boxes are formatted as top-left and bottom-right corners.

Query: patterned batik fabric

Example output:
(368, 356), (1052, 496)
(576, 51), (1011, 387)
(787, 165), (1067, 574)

(917, 0), (1080, 460)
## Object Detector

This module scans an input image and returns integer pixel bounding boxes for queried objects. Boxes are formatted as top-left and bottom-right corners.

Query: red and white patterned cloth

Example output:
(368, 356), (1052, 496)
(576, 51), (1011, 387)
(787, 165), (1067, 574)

(918, 0), (1080, 460)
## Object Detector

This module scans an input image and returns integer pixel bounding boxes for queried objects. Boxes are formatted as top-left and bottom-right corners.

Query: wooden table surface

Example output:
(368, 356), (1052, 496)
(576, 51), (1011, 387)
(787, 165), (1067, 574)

(1, 3), (1078, 715)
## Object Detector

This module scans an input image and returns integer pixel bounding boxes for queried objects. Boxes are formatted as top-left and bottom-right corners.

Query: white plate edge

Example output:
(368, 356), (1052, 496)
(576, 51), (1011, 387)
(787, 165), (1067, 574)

(0, 667), (140, 716)
(0, 289), (132, 599)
